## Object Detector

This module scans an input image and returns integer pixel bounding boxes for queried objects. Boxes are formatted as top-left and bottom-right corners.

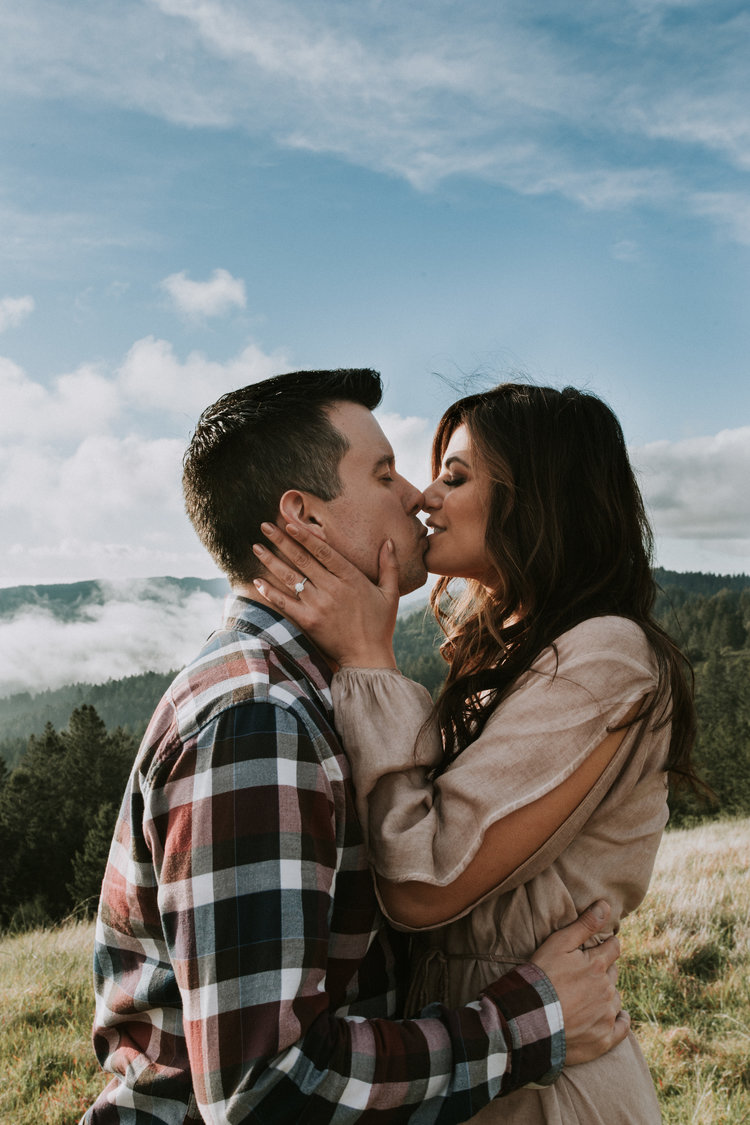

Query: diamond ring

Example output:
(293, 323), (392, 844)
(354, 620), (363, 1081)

(294, 578), (308, 594)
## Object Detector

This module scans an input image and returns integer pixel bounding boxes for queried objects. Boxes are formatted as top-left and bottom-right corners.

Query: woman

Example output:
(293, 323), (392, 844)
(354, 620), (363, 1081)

(254, 383), (696, 1123)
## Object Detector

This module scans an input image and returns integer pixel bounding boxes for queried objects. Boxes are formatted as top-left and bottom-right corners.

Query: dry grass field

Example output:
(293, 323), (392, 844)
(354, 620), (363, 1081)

(619, 817), (750, 1123)
(0, 919), (100, 1123)
(1, 817), (748, 1123)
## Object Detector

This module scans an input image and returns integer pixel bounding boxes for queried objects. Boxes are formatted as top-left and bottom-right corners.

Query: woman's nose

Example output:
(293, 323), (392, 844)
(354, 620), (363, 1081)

(422, 479), (442, 510)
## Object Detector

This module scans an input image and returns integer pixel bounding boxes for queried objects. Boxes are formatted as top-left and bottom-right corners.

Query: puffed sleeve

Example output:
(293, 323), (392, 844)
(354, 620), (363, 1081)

(332, 617), (659, 887)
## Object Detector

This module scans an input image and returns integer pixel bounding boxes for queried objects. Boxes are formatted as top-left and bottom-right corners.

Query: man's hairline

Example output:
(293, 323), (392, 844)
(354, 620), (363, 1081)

(322, 399), (397, 479)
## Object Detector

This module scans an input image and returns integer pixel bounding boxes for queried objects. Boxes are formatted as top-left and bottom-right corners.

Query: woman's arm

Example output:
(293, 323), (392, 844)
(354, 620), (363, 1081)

(376, 699), (644, 928)
(333, 619), (659, 930)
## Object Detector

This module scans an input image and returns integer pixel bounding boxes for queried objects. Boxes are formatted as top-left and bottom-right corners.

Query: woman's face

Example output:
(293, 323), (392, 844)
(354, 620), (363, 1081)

(422, 423), (499, 586)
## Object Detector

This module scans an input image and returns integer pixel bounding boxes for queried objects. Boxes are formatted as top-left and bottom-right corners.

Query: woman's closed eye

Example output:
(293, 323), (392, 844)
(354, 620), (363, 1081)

(443, 474), (466, 487)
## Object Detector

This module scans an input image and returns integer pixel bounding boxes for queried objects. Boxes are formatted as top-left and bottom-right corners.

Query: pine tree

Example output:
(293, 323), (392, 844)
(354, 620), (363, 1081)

(0, 707), (136, 927)
(67, 801), (118, 916)
(671, 651), (750, 823)
(0, 723), (68, 923)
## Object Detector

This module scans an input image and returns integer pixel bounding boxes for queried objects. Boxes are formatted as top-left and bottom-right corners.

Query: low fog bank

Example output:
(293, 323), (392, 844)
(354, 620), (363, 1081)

(0, 577), (229, 697)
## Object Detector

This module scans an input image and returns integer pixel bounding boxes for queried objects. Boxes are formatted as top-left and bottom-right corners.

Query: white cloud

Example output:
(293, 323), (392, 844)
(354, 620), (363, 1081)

(118, 335), (286, 416)
(2, 1), (750, 233)
(0, 585), (226, 695)
(0, 295), (34, 332)
(688, 192), (750, 247)
(58, 434), (185, 526)
(1, 296), (747, 596)
(126, 1), (750, 224)
(0, 356), (121, 442)
(0, 332), (289, 586)
(633, 427), (750, 539)
(0, 330), (287, 450)
(0, 358), (428, 589)
(377, 410), (434, 492)
(0, 430), (188, 580)
(161, 268), (247, 319)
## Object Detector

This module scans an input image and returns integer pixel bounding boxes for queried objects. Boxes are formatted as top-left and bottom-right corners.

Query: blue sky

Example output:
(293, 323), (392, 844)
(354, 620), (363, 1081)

(2, 0), (750, 592)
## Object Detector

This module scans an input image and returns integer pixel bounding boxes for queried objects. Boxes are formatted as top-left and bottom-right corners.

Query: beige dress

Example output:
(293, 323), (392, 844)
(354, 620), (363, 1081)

(332, 616), (668, 1124)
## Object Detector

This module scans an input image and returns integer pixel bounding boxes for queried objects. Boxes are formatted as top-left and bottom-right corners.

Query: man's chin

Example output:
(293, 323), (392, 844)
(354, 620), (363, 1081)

(397, 564), (429, 597)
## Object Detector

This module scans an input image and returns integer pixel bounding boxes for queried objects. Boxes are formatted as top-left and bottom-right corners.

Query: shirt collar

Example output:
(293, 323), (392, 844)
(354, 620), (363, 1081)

(222, 594), (334, 698)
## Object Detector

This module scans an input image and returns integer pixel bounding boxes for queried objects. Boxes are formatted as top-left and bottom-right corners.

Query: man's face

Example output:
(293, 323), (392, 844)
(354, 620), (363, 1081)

(317, 402), (428, 595)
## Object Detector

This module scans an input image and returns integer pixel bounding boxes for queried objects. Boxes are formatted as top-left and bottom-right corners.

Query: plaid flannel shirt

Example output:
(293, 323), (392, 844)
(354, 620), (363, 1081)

(83, 598), (563, 1124)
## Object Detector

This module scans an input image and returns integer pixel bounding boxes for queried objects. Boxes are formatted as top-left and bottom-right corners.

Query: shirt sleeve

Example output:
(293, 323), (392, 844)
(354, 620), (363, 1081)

(130, 701), (565, 1123)
(332, 617), (660, 888)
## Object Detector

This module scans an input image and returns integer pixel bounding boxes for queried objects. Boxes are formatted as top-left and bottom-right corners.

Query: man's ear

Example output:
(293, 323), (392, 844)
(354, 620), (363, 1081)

(277, 490), (329, 539)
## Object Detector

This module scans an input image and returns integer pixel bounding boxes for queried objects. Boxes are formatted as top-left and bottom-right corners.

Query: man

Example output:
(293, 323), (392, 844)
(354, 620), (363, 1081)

(83, 369), (628, 1124)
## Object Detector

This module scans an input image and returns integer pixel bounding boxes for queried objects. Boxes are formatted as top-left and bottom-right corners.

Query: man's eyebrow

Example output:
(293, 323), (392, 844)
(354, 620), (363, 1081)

(372, 453), (395, 474)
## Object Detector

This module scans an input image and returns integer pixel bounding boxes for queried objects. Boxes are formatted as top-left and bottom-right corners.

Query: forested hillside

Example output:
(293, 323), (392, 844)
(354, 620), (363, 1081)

(0, 670), (175, 770)
(0, 569), (747, 930)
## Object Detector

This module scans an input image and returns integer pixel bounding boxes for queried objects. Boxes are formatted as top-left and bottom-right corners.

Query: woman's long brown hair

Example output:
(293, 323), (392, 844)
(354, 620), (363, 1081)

(429, 383), (697, 787)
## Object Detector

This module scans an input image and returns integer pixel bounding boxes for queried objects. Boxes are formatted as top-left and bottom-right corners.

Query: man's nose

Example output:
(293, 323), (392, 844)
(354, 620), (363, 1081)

(399, 475), (424, 516)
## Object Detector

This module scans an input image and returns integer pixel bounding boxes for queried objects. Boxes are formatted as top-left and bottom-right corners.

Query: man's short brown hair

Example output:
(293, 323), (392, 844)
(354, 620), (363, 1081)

(182, 369), (382, 583)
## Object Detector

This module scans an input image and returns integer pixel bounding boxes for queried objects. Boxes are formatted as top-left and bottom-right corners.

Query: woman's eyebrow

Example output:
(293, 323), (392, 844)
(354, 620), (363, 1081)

(444, 454), (471, 470)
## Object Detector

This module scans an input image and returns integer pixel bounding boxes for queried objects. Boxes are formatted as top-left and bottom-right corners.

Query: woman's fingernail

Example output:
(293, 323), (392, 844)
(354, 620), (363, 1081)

(286, 523), (300, 537)
(252, 543), (265, 556)
(260, 522), (276, 535)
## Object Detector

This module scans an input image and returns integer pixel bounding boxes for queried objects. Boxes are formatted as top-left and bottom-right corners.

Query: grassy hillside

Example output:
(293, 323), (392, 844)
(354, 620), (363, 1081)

(619, 818), (750, 1123)
(0, 919), (99, 1123)
(1, 818), (748, 1123)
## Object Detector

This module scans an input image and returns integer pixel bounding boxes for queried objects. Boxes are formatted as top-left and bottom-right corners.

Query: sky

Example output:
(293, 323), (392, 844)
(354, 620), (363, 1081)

(2, 0), (750, 605)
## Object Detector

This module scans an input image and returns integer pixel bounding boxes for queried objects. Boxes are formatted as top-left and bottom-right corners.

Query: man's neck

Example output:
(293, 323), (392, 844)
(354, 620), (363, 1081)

(232, 581), (266, 606)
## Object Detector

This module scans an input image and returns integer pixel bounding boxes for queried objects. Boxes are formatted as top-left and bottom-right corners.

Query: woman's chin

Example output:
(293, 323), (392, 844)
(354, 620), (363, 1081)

(424, 555), (455, 579)
(424, 540), (465, 580)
